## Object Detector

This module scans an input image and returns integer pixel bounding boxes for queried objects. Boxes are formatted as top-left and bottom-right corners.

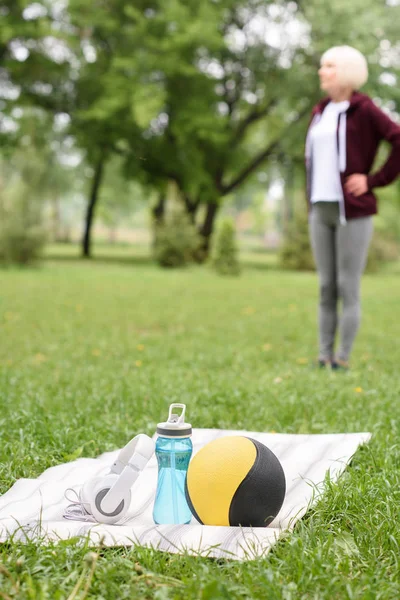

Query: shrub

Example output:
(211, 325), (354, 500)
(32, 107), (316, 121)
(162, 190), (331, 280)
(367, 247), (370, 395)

(0, 195), (46, 266)
(153, 210), (200, 268)
(278, 211), (315, 271)
(210, 218), (240, 276)
(365, 231), (399, 273)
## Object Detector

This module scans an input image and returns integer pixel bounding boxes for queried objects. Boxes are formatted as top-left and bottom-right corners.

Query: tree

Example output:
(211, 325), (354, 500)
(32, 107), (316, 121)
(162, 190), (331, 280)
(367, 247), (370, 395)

(96, 157), (147, 242)
(114, 1), (317, 254)
(0, 1), (72, 129)
(2, 0), (399, 261)
(144, 0), (400, 252)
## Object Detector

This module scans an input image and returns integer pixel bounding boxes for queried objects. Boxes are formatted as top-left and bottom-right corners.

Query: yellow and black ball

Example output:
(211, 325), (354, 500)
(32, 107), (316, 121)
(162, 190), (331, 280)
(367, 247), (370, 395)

(185, 436), (286, 527)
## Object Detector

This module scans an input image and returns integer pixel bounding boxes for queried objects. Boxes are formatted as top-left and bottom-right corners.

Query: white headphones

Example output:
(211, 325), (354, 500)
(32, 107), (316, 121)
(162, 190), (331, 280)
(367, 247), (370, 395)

(76, 434), (155, 524)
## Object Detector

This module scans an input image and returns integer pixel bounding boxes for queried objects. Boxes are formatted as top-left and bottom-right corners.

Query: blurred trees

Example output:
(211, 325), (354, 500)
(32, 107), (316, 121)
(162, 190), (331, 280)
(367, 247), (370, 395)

(1, 0), (400, 262)
(97, 157), (148, 242)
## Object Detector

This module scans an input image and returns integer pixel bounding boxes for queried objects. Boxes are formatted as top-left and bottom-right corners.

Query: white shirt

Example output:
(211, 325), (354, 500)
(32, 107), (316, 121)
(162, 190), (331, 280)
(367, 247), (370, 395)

(310, 100), (350, 203)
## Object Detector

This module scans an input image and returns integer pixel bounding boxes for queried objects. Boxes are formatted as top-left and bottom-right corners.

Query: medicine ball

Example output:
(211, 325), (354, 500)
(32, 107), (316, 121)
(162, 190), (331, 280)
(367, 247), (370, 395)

(185, 436), (286, 527)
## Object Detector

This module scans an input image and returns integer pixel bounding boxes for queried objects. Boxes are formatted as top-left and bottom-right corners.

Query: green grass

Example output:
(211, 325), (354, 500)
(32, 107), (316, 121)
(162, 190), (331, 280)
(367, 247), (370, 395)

(1, 246), (399, 599)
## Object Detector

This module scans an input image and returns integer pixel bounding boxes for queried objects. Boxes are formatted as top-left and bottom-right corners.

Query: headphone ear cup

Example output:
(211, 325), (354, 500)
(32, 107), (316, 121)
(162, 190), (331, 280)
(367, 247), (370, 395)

(90, 474), (131, 525)
(79, 477), (103, 516)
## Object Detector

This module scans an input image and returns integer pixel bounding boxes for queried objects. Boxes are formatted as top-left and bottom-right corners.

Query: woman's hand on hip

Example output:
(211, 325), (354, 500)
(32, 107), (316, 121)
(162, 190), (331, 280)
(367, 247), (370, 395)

(345, 174), (368, 196)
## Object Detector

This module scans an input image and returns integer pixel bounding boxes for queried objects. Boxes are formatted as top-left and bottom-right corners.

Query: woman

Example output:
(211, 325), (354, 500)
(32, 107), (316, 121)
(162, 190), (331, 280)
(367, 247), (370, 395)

(306, 45), (400, 369)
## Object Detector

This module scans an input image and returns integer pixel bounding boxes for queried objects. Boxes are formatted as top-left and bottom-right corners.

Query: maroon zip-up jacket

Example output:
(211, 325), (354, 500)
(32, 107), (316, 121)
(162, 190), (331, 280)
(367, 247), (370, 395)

(307, 91), (400, 219)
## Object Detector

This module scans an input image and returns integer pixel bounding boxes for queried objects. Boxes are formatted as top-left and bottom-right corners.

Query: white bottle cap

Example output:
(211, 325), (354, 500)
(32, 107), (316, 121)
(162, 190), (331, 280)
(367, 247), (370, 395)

(156, 404), (192, 438)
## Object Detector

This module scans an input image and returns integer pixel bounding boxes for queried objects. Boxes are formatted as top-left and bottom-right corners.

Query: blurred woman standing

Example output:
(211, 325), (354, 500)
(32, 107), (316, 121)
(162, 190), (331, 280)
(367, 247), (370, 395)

(306, 45), (400, 369)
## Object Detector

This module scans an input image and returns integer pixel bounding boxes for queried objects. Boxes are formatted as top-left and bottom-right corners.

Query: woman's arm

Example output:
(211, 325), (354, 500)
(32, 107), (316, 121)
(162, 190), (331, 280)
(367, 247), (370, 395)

(366, 101), (400, 189)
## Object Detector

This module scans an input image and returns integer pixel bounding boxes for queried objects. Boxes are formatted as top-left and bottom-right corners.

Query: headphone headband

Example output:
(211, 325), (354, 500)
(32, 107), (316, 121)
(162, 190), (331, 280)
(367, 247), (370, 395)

(111, 433), (154, 474)
(101, 433), (154, 514)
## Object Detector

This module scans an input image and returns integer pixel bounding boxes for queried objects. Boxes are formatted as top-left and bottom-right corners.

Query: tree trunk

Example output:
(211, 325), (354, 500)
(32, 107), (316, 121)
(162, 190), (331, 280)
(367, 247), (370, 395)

(82, 156), (106, 258)
(183, 194), (199, 223)
(283, 159), (295, 230)
(198, 201), (219, 259)
(152, 192), (166, 224)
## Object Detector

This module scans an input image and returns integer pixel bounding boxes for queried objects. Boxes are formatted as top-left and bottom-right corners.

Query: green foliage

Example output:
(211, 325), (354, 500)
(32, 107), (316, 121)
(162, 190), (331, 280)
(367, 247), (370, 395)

(365, 231), (399, 273)
(0, 196), (46, 266)
(153, 209), (200, 268)
(365, 187), (400, 272)
(97, 157), (148, 229)
(0, 224), (45, 266)
(210, 217), (240, 276)
(0, 1), (71, 145)
(278, 211), (315, 271)
(0, 146), (49, 266)
(2, 0), (400, 257)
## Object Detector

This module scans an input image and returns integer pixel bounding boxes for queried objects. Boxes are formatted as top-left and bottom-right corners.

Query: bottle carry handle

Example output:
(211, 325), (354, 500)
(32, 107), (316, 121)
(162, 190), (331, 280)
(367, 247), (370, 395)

(167, 403), (186, 425)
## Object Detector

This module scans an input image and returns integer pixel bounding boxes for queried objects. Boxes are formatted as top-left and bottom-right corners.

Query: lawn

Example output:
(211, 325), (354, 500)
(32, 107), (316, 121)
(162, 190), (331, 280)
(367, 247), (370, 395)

(0, 245), (399, 599)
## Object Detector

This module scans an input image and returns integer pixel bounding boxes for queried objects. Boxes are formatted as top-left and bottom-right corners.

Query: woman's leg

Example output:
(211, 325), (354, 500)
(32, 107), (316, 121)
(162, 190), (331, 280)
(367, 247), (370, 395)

(336, 216), (373, 363)
(309, 204), (338, 362)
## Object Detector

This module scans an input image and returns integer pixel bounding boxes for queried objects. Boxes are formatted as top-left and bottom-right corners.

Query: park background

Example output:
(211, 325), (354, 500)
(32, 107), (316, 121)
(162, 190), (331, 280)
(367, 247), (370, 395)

(1, 1), (400, 598)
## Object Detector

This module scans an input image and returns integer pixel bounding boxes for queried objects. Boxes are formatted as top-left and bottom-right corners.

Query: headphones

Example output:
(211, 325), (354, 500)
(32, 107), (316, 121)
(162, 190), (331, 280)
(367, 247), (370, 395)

(77, 434), (155, 525)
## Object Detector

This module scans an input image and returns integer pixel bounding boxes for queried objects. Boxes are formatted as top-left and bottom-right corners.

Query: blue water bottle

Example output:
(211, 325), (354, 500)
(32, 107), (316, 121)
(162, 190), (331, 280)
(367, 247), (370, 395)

(153, 403), (193, 525)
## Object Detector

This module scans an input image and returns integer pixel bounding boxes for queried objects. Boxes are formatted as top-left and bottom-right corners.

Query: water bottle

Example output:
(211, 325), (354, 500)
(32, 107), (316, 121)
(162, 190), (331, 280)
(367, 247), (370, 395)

(153, 403), (193, 525)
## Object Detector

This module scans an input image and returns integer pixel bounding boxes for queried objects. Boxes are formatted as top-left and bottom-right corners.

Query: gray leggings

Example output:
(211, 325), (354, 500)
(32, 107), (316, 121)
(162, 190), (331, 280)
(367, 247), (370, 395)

(309, 202), (373, 362)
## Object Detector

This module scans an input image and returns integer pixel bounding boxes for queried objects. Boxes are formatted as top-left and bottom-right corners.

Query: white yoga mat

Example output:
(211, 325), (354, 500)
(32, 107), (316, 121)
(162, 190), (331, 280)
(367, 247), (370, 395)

(0, 428), (371, 560)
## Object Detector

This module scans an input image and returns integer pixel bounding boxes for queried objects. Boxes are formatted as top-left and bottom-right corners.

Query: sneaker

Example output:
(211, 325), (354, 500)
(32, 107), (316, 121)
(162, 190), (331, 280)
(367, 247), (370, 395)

(313, 359), (330, 369)
(331, 360), (349, 371)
